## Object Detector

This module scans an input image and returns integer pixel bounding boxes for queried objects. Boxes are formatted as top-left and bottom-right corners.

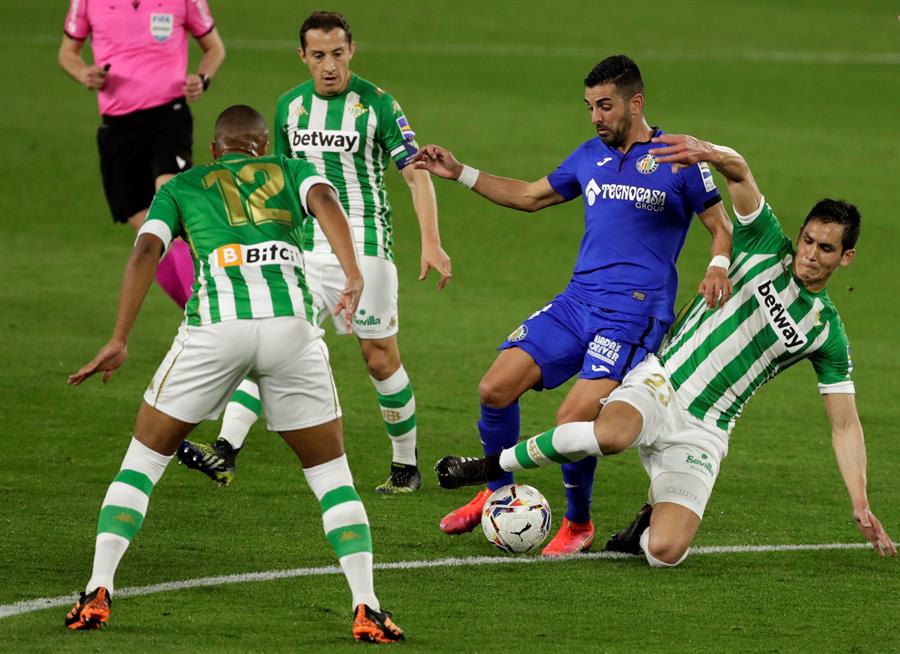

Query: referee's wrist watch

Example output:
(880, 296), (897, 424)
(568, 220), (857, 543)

(199, 73), (211, 91)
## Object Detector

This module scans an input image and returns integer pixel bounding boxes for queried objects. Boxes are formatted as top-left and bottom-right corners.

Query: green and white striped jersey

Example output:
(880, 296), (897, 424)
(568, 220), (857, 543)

(142, 153), (332, 326)
(273, 74), (419, 260)
(658, 198), (854, 434)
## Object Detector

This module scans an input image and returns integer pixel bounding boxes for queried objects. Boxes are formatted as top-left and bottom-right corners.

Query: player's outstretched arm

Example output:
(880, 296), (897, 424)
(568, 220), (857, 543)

(58, 35), (108, 90)
(412, 144), (566, 213)
(400, 165), (452, 291)
(649, 134), (762, 217)
(68, 234), (164, 386)
(823, 393), (897, 557)
(307, 183), (364, 330)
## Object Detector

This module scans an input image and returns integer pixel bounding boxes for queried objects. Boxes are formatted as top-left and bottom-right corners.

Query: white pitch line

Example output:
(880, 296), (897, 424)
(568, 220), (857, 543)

(0, 541), (886, 621)
(1, 33), (898, 65)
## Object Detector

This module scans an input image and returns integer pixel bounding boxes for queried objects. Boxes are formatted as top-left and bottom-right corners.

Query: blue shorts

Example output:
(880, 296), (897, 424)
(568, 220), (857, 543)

(498, 292), (668, 391)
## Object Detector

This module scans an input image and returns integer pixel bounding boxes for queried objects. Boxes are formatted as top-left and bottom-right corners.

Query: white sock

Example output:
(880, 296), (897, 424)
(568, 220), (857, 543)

(218, 379), (261, 450)
(371, 367), (417, 466)
(639, 527), (688, 568)
(499, 422), (601, 471)
(87, 438), (171, 594)
(304, 455), (379, 611)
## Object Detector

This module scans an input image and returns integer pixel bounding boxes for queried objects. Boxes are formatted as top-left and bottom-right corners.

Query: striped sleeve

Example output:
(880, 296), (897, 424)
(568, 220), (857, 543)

(811, 316), (854, 394)
(733, 197), (793, 255)
(142, 183), (181, 252)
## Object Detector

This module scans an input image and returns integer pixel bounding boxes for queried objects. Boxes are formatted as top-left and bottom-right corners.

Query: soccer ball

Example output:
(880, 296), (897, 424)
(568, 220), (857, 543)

(481, 484), (552, 553)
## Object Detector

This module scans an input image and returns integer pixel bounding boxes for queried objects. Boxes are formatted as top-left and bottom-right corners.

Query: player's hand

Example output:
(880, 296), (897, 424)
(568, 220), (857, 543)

(334, 275), (364, 332)
(699, 266), (732, 309)
(412, 145), (464, 181)
(68, 339), (128, 386)
(420, 241), (452, 291)
(649, 134), (714, 171)
(854, 507), (897, 557)
(183, 74), (205, 101)
(81, 64), (109, 90)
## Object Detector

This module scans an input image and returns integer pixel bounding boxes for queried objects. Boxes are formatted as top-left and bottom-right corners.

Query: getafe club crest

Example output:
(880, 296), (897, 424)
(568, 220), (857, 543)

(507, 325), (527, 342)
(150, 13), (174, 42)
(636, 154), (658, 175)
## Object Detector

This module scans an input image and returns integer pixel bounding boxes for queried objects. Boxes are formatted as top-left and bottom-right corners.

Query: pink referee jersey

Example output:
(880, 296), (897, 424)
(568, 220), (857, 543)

(64, 0), (215, 116)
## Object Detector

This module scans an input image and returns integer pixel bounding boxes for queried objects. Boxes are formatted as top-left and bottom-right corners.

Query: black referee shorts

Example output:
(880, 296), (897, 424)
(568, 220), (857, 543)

(97, 98), (193, 224)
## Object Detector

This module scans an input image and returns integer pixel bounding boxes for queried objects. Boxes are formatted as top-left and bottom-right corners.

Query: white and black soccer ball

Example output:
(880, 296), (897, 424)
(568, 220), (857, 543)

(481, 484), (552, 554)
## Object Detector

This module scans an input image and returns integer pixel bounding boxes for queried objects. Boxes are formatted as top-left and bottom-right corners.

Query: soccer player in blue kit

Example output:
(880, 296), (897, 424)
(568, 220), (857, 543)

(413, 55), (734, 555)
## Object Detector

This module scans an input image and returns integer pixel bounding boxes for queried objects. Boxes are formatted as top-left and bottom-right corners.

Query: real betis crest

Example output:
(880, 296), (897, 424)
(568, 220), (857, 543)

(348, 102), (368, 118)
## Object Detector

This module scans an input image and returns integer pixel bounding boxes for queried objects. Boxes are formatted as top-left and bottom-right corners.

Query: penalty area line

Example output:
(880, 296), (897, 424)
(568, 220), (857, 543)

(0, 541), (883, 620)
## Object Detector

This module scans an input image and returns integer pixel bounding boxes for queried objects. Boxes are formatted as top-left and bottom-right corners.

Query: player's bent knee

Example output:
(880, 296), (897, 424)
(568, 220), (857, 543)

(645, 538), (689, 567)
(365, 356), (396, 381)
(478, 377), (515, 408)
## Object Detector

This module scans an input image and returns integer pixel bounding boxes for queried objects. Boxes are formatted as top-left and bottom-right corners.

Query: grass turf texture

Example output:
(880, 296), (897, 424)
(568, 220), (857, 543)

(1, 0), (898, 651)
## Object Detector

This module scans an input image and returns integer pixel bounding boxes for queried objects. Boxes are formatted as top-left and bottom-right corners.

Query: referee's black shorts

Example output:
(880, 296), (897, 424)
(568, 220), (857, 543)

(97, 98), (193, 224)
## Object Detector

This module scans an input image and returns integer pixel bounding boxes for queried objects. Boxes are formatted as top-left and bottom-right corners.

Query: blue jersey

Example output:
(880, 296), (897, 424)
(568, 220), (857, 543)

(547, 128), (721, 325)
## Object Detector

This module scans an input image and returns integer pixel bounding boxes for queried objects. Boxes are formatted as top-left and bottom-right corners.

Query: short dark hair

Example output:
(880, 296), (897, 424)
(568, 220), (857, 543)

(802, 198), (861, 251)
(300, 11), (352, 50)
(214, 105), (269, 150)
(584, 55), (644, 99)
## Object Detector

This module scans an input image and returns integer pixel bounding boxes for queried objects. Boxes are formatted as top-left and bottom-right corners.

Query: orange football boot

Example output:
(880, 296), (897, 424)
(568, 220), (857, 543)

(541, 518), (595, 556)
(438, 488), (492, 534)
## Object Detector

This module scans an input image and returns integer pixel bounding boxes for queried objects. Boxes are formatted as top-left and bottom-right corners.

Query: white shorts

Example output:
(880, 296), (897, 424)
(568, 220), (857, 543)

(304, 252), (399, 339)
(604, 355), (729, 519)
(143, 316), (341, 431)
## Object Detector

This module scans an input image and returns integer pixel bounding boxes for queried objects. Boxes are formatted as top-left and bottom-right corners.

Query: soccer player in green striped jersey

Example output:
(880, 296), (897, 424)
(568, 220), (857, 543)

(65, 105), (404, 642)
(435, 133), (896, 566)
(182, 11), (450, 493)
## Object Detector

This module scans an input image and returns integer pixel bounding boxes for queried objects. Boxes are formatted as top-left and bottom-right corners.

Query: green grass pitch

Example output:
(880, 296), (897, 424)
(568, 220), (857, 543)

(1, 1), (898, 651)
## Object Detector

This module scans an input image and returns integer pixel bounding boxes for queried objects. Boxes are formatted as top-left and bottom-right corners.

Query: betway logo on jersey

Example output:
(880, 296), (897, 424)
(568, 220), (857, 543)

(754, 280), (806, 352)
(290, 129), (360, 153)
(585, 179), (666, 212)
(210, 241), (302, 268)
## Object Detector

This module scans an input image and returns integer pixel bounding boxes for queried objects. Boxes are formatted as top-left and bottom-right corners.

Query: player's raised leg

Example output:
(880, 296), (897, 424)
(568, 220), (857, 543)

(438, 347), (541, 534)
(360, 335), (422, 494)
(66, 404), (195, 630)
(435, 401), (641, 495)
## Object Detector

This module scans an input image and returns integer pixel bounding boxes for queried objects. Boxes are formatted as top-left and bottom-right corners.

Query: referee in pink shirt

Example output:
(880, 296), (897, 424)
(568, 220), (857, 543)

(58, 0), (225, 308)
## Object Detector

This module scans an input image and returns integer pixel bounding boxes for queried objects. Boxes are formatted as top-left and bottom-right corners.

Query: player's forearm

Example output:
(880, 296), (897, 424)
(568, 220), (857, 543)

(111, 243), (161, 344)
(832, 422), (871, 513)
(404, 168), (441, 245)
(709, 218), (732, 259)
(314, 199), (363, 283)
(703, 144), (761, 217)
(471, 173), (552, 213)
